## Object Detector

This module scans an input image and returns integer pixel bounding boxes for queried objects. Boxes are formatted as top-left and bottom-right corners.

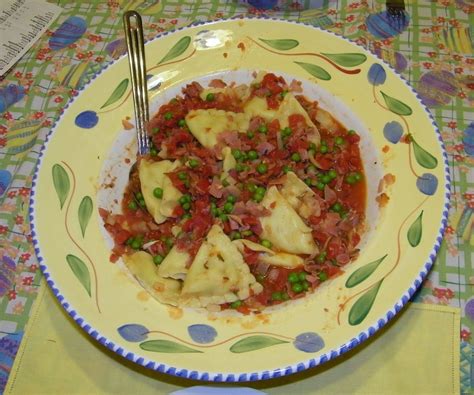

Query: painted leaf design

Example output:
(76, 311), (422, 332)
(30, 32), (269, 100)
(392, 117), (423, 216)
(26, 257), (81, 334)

(78, 196), (93, 237)
(229, 335), (288, 353)
(157, 36), (191, 65)
(348, 280), (383, 326)
(140, 340), (202, 353)
(100, 78), (128, 109)
(52, 164), (70, 209)
(345, 255), (387, 288)
(66, 254), (91, 296)
(294, 62), (331, 81)
(381, 91), (412, 116)
(411, 137), (438, 169)
(320, 53), (367, 67)
(407, 211), (423, 247)
(259, 38), (299, 50)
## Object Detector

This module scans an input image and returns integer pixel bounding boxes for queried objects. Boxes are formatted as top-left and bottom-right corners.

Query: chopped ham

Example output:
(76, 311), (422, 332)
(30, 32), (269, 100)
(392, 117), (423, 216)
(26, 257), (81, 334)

(324, 185), (337, 205)
(208, 178), (224, 198)
(209, 79), (227, 88)
(256, 141), (275, 155)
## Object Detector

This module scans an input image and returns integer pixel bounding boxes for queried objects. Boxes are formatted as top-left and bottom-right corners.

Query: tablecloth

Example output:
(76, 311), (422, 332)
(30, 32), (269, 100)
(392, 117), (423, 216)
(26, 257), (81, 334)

(0, 0), (472, 393)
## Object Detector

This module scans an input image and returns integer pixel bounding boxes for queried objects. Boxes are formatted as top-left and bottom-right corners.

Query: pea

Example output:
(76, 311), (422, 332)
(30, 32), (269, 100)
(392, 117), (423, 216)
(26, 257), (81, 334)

(236, 163), (245, 172)
(261, 239), (272, 249)
(307, 164), (317, 173)
(230, 300), (242, 309)
(178, 119), (186, 127)
(253, 193), (264, 203)
(138, 198), (146, 207)
(136, 192), (143, 200)
(318, 272), (328, 281)
(331, 202), (342, 212)
(242, 230), (253, 237)
(153, 255), (164, 265)
(182, 202), (191, 211)
(288, 272), (299, 283)
(189, 158), (199, 168)
(282, 165), (292, 174)
(247, 131), (254, 139)
(182, 213), (192, 220)
(281, 292), (290, 301)
(302, 280), (310, 291)
(150, 147), (158, 156)
(128, 200), (137, 210)
(272, 292), (282, 301)
(131, 239), (142, 250)
(152, 127), (159, 134)
(257, 163), (268, 174)
(230, 231), (241, 240)
(348, 129), (356, 135)
(328, 169), (337, 179)
(153, 187), (163, 199)
(247, 150), (258, 160)
(315, 182), (325, 190)
(226, 195), (236, 203)
(317, 252), (327, 263)
(256, 186), (266, 196)
(310, 178), (319, 187)
(281, 127), (292, 137)
(280, 90), (288, 98)
(164, 111), (173, 120)
(335, 136), (345, 145)
(291, 152), (301, 162)
(178, 172), (187, 180)
(247, 183), (257, 193)
(309, 143), (317, 150)
(345, 174), (357, 184)
(224, 202), (234, 213)
(354, 172), (362, 181)
(319, 145), (328, 154)
(308, 148), (316, 156)
(231, 148), (242, 160)
(298, 272), (306, 281)
(292, 283), (304, 293)
(179, 194), (191, 204)
(219, 213), (228, 222)
(320, 174), (332, 184)
(305, 178), (312, 186)
(206, 92), (215, 101)
(258, 124), (268, 134)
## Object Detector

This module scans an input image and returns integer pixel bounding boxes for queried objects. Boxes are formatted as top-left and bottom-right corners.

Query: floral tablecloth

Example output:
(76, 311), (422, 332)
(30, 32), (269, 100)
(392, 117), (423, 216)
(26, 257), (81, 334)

(0, 0), (472, 392)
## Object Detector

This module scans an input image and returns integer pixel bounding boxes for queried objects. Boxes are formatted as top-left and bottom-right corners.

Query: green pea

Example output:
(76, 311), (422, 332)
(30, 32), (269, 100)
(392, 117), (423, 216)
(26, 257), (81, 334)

(138, 198), (146, 207)
(280, 90), (288, 98)
(226, 195), (236, 204)
(136, 192), (143, 200)
(288, 272), (299, 283)
(331, 202), (342, 212)
(310, 178), (319, 187)
(235, 163), (245, 172)
(153, 187), (163, 199)
(253, 193), (263, 203)
(335, 136), (345, 145)
(131, 239), (142, 250)
(258, 124), (268, 134)
(219, 213), (228, 222)
(320, 174), (332, 184)
(345, 174), (357, 184)
(165, 237), (174, 248)
(152, 127), (160, 134)
(307, 164), (317, 173)
(230, 300), (242, 309)
(317, 252), (327, 263)
(188, 158), (199, 168)
(150, 147), (158, 156)
(247, 183), (257, 193)
(291, 152), (301, 162)
(302, 280), (310, 291)
(354, 172), (362, 181)
(319, 145), (328, 154)
(153, 255), (164, 265)
(178, 172), (187, 180)
(230, 231), (241, 240)
(182, 202), (191, 211)
(224, 202), (234, 213)
(305, 178), (312, 186)
(179, 194), (191, 204)
(315, 182), (325, 190)
(281, 292), (290, 301)
(164, 111), (173, 120)
(256, 186), (266, 196)
(247, 150), (258, 160)
(318, 272), (328, 282)
(178, 119), (186, 127)
(282, 165), (292, 174)
(206, 92), (215, 102)
(271, 292), (282, 301)
(308, 148), (316, 156)
(261, 239), (272, 249)
(309, 143), (317, 150)
(292, 283), (304, 293)
(182, 213), (192, 220)
(348, 129), (356, 135)
(128, 200), (138, 210)
(298, 272), (306, 281)
(328, 169), (337, 179)
(247, 131), (254, 139)
(281, 127), (292, 137)
(257, 163), (268, 174)
(242, 230), (253, 237)
(231, 148), (242, 160)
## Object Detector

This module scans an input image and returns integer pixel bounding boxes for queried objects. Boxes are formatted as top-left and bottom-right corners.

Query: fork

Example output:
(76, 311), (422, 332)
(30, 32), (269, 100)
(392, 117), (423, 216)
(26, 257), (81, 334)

(386, 0), (407, 30)
(123, 11), (150, 156)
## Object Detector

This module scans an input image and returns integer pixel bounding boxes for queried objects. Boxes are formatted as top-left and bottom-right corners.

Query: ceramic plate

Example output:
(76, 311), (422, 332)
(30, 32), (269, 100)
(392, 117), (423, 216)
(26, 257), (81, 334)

(30, 18), (449, 381)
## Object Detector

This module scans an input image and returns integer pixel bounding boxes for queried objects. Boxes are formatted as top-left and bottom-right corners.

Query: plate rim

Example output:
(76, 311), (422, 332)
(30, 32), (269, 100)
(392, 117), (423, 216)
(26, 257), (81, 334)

(28, 16), (451, 382)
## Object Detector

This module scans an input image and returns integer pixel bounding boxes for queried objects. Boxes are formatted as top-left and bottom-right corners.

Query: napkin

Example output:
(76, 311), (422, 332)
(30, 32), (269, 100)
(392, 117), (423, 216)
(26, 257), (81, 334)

(5, 280), (460, 395)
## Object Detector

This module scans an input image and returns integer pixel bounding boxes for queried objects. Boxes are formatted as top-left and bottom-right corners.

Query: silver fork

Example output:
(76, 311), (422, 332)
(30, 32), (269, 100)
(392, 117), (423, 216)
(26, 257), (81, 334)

(123, 11), (150, 155)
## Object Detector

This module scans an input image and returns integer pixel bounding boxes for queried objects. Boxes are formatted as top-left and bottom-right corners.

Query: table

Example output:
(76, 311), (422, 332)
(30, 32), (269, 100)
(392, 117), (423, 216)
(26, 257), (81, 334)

(0, 0), (472, 393)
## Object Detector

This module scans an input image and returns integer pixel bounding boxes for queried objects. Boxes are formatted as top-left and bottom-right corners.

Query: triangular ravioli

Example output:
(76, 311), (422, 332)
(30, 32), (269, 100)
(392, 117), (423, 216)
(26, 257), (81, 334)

(259, 186), (318, 255)
(185, 109), (249, 148)
(233, 239), (304, 269)
(139, 159), (182, 224)
(158, 245), (191, 280)
(123, 251), (181, 306)
(181, 225), (262, 307)
(280, 172), (318, 219)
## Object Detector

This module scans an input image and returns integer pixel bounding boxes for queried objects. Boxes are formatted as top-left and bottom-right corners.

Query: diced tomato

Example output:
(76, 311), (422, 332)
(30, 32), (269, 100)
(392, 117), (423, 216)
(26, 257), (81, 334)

(266, 96), (280, 109)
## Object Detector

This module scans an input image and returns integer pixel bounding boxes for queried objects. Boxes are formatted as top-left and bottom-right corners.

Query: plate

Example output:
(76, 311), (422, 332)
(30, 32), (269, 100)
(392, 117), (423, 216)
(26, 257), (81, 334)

(30, 18), (449, 381)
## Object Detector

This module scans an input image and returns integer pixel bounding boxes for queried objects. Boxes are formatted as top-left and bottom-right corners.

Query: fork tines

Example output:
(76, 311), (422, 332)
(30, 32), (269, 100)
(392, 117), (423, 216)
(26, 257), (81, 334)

(123, 11), (150, 156)
(386, 0), (406, 17)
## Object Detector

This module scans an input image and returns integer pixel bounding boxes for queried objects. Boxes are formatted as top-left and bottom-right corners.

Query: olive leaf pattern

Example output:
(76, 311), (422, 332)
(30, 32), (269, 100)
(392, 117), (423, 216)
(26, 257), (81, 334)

(140, 340), (202, 353)
(407, 211), (423, 247)
(52, 163), (70, 209)
(294, 61), (331, 80)
(348, 280), (383, 326)
(100, 78), (128, 109)
(66, 254), (91, 296)
(258, 38), (299, 50)
(78, 196), (93, 237)
(410, 136), (438, 169)
(320, 53), (367, 67)
(380, 91), (413, 116)
(229, 335), (288, 353)
(157, 36), (191, 65)
(345, 255), (388, 288)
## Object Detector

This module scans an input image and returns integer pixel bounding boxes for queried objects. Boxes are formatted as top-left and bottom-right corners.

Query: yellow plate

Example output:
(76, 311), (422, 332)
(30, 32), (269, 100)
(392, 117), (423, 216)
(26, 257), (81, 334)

(30, 19), (449, 381)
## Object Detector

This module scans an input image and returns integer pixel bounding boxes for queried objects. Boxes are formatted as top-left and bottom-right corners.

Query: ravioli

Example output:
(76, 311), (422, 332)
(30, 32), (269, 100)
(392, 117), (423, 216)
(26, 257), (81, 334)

(181, 225), (263, 307)
(260, 186), (318, 255)
(221, 146), (236, 181)
(124, 251), (181, 306)
(233, 239), (304, 269)
(280, 172), (318, 219)
(185, 109), (249, 148)
(139, 159), (182, 224)
(158, 246), (191, 280)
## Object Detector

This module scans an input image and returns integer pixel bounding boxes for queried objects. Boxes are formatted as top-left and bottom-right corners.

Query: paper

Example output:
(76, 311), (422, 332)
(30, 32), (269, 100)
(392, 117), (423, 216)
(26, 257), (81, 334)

(0, 0), (62, 75)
